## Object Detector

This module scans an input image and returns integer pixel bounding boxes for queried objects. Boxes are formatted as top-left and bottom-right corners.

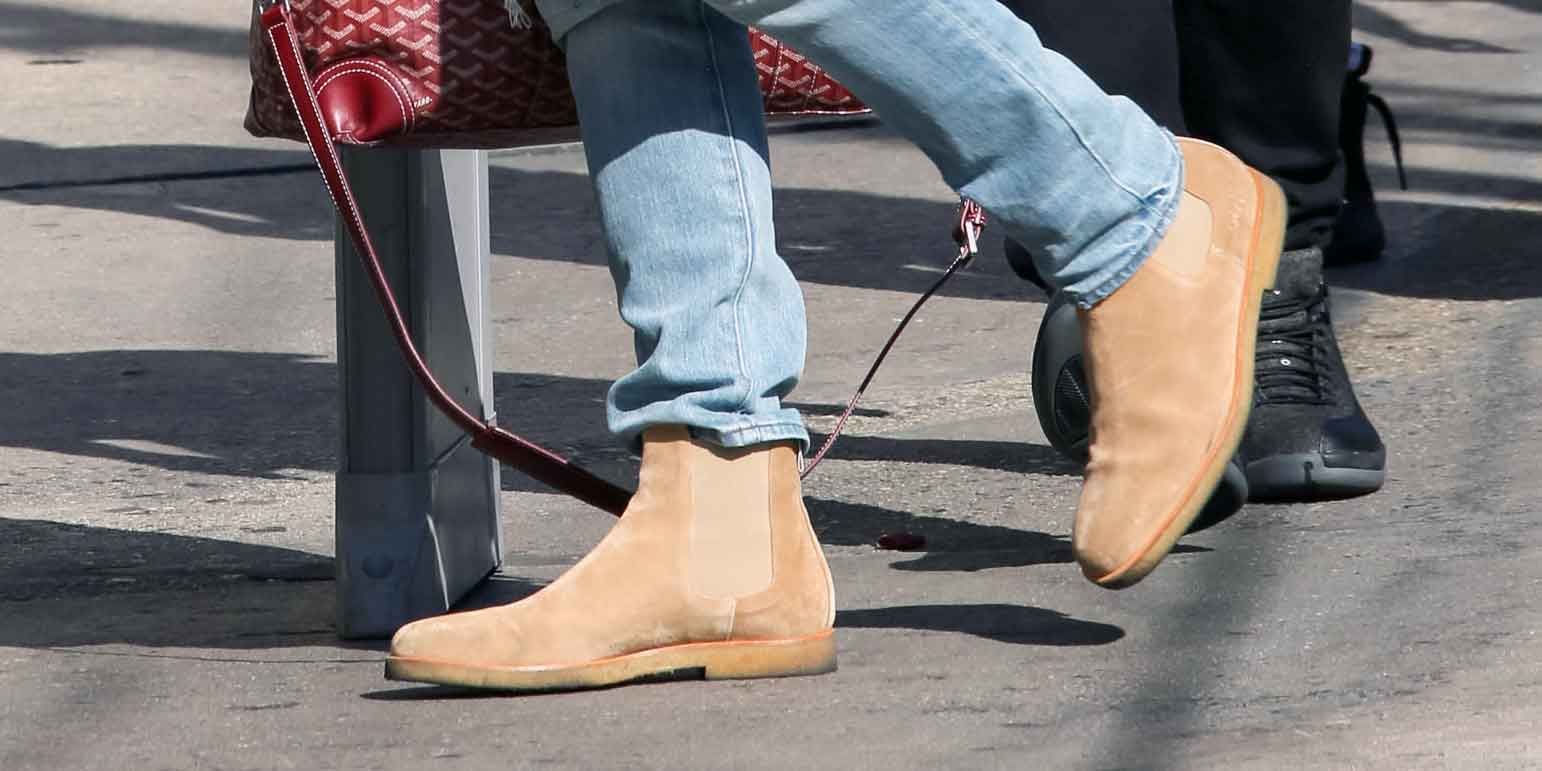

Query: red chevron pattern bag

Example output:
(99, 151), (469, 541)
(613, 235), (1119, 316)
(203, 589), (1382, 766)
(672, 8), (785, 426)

(245, 0), (866, 148)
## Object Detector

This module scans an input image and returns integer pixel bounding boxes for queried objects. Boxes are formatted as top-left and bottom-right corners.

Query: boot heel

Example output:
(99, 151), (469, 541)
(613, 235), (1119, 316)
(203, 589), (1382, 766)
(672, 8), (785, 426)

(702, 631), (838, 681)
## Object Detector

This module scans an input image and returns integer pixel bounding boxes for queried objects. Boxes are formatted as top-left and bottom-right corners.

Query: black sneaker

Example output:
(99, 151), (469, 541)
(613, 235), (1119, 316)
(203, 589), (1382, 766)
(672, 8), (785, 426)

(1327, 42), (1407, 266)
(1244, 247), (1386, 500)
(1029, 293), (1250, 533)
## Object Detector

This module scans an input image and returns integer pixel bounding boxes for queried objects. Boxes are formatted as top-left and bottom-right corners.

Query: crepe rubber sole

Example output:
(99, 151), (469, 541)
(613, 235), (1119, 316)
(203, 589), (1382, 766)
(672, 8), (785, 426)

(385, 631), (837, 693)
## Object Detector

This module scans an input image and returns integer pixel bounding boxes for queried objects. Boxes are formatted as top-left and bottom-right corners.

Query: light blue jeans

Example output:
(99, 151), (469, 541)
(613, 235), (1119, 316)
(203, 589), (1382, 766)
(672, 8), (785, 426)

(533, 0), (1182, 450)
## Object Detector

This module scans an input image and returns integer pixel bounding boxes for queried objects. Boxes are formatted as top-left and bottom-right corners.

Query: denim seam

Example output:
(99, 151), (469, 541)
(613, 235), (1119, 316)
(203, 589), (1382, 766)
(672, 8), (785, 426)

(932, 0), (1167, 219)
(715, 420), (809, 448)
(699, 4), (760, 416)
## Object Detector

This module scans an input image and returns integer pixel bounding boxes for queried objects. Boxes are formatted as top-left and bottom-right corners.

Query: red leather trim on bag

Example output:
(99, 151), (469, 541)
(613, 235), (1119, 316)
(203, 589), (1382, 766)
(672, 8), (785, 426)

(315, 58), (416, 144)
(244, 0), (866, 147)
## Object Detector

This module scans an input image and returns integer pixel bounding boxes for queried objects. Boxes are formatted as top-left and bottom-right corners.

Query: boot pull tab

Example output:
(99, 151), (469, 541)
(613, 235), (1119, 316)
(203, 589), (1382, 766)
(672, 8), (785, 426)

(953, 199), (987, 262)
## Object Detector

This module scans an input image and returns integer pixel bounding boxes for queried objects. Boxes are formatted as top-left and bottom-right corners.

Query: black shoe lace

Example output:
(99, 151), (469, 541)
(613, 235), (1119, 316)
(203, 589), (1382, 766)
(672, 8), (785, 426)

(1365, 91), (1408, 191)
(1351, 43), (1409, 191)
(1255, 286), (1333, 406)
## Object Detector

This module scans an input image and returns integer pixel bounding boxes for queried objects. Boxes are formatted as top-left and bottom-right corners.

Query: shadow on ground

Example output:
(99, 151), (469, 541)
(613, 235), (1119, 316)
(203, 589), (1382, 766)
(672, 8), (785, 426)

(0, 517), (358, 654)
(0, 0), (249, 60)
(1354, 2), (1528, 53)
(9, 143), (1540, 305)
(809, 498), (1072, 568)
(2, 138), (1032, 302)
(837, 604), (1124, 646)
(0, 346), (1072, 502)
(0, 516), (1123, 658)
(810, 497), (1093, 570)
(0, 517), (549, 653)
(3, 346), (1093, 574)
(1329, 199), (1542, 301)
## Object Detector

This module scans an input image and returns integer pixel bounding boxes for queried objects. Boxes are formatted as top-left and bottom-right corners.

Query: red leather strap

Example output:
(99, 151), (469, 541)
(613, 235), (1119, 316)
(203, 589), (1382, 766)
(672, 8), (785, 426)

(261, 5), (634, 516)
(260, 4), (980, 516)
(799, 201), (985, 478)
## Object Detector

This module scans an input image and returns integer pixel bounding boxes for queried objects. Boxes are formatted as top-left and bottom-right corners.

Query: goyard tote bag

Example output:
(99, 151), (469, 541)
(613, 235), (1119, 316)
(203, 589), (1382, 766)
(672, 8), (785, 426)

(245, 0), (866, 147)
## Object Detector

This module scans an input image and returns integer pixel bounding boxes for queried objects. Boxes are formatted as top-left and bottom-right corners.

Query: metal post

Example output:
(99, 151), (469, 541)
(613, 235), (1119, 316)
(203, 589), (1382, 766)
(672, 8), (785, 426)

(332, 147), (502, 640)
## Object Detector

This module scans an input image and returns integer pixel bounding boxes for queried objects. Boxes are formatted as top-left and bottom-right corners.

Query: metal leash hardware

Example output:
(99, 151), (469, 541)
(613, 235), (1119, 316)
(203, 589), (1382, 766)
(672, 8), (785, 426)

(800, 198), (987, 478)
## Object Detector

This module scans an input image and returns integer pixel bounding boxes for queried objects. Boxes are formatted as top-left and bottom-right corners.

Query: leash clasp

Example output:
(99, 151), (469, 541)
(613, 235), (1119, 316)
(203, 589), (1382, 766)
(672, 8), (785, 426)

(952, 199), (987, 261)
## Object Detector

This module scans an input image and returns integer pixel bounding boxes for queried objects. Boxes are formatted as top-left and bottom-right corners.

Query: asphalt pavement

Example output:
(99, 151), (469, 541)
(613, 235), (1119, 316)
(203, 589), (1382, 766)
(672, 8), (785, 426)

(2, 1), (1540, 768)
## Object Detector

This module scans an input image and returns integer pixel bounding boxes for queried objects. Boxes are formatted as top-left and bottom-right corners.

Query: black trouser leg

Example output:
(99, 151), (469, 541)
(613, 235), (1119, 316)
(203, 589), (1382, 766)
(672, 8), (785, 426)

(1173, 0), (1351, 251)
(997, 0), (1182, 290)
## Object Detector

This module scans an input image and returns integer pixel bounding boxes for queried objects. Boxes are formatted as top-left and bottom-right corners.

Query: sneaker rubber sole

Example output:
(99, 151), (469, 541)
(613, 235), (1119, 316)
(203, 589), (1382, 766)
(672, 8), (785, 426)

(1246, 454), (1386, 501)
(1189, 457), (1251, 534)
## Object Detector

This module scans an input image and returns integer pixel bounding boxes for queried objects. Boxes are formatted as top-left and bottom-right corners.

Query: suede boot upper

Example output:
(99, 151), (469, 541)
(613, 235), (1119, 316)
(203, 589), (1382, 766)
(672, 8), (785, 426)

(1072, 138), (1285, 587)
(388, 426), (834, 675)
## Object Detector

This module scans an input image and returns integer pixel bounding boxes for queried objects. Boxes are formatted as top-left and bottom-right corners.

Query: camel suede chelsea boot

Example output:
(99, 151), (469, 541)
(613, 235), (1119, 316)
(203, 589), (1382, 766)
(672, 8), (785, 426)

(385, 426), (836, 692)
(1073, 138), (1286, 589)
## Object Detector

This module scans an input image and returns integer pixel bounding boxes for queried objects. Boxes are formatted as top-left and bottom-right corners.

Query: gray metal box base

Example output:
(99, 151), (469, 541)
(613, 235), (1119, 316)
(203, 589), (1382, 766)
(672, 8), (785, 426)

(333, 148), (502, 639)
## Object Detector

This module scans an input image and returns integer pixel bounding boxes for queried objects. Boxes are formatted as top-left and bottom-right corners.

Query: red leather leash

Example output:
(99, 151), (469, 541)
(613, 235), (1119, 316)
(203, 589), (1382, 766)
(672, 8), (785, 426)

(261, 4), (631, 515)
(800, 200), (985, 478)
(259, 1), (983, 515)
